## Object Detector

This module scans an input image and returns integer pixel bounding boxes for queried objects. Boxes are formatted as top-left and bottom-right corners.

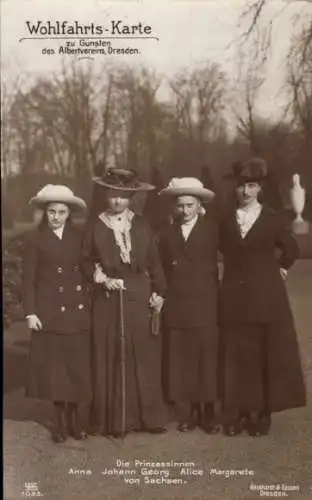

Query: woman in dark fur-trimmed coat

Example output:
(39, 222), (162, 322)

(219, 158), (306, 437)
(23, 185), (91, 443)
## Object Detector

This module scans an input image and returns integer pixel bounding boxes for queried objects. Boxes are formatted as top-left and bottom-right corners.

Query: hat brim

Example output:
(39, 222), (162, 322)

(30, 195), (87, 211)
(159, 187), (215, 201)
(92, 177), (155, 192)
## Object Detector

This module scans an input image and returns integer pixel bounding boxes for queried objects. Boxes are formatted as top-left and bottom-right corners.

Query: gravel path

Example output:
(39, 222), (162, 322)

(4, 261), (312, 500)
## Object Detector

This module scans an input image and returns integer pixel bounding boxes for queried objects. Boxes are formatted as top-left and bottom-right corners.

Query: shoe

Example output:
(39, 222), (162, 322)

(223, 412), (251, 436)
(67, 407), (88, 441)
(177, 402), (202, 432)
(135, 426), (167, 434)
(202, 421), (221, 435)
(177, 422), (196, 432)
(247, 414), (271, 437)
(223, 422), (241, 436)
(111, 431), (129, 439)
(51, 426), (67, 443)
(145, 427), (167, 434)
(201, 403), (221, 434)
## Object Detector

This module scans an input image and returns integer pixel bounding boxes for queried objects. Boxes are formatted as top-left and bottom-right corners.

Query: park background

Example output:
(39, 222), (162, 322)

(2, 1), (312, 498)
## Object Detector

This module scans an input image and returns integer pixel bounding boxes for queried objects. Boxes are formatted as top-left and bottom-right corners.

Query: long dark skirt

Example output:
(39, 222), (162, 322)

(221, 322), (306, 416)
(26, 331), (91, 402)
(89, 290), (168, 435)
(165, 327), (218, 404)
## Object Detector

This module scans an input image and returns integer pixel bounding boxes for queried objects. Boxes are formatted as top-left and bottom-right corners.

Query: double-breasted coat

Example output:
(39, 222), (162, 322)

(159, 214), (219, 404)
(23, 220), (91, 402)
(218, 205), (306, 414)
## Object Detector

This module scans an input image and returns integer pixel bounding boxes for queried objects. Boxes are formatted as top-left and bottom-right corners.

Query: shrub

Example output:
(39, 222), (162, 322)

(3, 235), (25, 327)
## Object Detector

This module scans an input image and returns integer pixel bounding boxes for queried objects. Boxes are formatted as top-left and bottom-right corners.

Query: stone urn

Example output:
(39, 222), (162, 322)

(290, 173), (309, 234)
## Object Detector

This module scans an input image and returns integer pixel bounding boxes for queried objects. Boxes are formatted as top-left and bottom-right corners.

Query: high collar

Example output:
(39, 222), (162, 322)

(180, 214), (199, 226)
(237, 200), (261, 213)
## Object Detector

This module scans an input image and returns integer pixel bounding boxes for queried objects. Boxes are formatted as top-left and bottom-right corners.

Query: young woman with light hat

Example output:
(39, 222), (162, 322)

(158, 178), (220, 433)
(23, 185), (91, 443)
(82, 169), (168, 437)
(218, 158), (306, 436)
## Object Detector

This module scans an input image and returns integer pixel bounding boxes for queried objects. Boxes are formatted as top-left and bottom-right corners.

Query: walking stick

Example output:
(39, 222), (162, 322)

(119, 288), (126, 442)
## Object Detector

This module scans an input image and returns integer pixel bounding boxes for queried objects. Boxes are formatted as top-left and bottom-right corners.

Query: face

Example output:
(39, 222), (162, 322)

(236, 182), (261, 207)
(46, 202), (70, 229)
(106, 189), (132, 214)
(175, 195), (201, 223)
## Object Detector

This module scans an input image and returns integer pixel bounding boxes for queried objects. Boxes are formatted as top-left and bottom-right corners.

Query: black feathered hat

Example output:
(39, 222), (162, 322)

(92, 168), (155, 192)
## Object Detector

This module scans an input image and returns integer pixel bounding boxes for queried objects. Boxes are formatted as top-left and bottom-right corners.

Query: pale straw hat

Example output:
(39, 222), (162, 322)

(29, 184), (87, 211)
(159, 177), (215, 201)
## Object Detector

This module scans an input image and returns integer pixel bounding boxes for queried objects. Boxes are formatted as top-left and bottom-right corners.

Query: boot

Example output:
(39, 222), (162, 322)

(52, 402), (67, 443)
(177, 402), (201, 432)
(201, 402), (221, 435)
(67, 403), (87, 440)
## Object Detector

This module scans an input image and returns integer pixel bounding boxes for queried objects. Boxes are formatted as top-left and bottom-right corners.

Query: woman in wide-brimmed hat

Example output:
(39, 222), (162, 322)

(218, 157), (306, 436)
(82, 169), (168, 437)
(158, 177), (220, 434)
(23, 184), (91, 443)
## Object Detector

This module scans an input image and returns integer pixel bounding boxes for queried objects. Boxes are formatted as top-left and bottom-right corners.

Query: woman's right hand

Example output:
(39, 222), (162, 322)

(26, 314), (43, 331)
(105, 278), (125, 291)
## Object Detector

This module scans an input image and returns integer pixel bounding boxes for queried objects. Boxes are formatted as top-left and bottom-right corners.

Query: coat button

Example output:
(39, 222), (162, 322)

(78, 304), (84, 310)
(61, 306), (66, 312)
(74, 266), (79, 272)
(57, 267), (63, 273)
(239, 280), (244, 285)
(59, 286), (64, 292)
(76, 285), (82, 291)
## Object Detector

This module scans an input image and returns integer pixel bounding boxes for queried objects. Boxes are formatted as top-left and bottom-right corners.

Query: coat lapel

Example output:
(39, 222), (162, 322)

(168, 217), (205, 260)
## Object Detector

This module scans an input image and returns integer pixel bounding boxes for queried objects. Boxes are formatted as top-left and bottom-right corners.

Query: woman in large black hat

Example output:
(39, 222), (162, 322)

(218, 158), (306, 436)
(82, 169), (167, 437)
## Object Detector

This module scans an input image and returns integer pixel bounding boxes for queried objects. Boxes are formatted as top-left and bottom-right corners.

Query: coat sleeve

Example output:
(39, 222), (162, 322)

(81, 224), (96, 283)
(147, 230), (167, 297)
(275, 216), (299, 270)
(22, 232), (38, 316)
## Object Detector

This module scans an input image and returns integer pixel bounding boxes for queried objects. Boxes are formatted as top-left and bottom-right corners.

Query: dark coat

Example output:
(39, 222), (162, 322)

(23, 221), (90, 334)
(82, 214), (166, 297)
(81, 215), (168, 433)
(218, 205), (306, 413)
(219, 205), (299, 323)
(159, 214), (219, 329)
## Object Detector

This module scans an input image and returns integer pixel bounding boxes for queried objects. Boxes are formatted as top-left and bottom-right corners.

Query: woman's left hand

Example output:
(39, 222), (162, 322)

(280, 268), (288, 280)
(149, 292), (164, 312)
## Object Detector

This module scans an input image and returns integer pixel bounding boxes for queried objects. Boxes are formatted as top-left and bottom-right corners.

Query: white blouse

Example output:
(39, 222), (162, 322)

(180, 215), (198, 241)
(236, 201), (262, 239)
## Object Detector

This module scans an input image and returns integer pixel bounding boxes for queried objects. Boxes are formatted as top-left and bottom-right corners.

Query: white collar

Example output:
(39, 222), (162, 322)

(237, 201), (261, 214)
(181, 215), (199, 227)
(53, 225), (65, 239)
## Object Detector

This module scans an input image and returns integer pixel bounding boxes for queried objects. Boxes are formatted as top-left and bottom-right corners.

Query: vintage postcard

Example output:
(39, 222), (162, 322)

(2, 0), (312, 499)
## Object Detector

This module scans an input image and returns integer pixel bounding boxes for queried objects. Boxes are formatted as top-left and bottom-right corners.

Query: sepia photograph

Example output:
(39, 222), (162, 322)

(2, 0), (312, 499)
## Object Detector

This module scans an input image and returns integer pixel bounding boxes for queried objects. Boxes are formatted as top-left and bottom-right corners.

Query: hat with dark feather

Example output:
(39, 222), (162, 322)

(92, 168), (155, 192)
